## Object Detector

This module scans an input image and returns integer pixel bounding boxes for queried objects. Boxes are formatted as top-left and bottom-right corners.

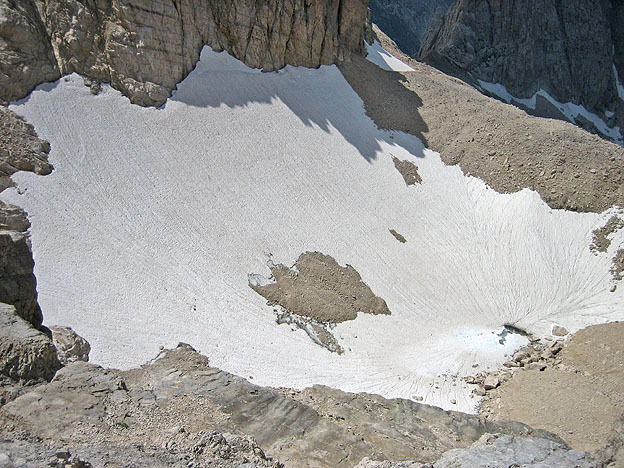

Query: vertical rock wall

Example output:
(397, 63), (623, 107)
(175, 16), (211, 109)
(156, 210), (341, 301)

(0, 0), (369, 106)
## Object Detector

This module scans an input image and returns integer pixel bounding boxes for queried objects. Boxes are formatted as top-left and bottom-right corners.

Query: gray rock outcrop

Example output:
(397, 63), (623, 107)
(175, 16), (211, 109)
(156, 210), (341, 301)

(433, 433), (600, 468)
(418, 0), (624, 141)
(368, 0), (455, 56)
(50, 326), (90, 365)
(0, 303), (60, 384)
(0, 0), (369, 107)
(0, 226), (42, 329)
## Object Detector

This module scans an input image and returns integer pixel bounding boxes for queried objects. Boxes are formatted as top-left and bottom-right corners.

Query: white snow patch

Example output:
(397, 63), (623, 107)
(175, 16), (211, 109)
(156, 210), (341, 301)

(3, 47), (623, 413)
(478, 80), (623, 145)
(366, 41), (414, 72)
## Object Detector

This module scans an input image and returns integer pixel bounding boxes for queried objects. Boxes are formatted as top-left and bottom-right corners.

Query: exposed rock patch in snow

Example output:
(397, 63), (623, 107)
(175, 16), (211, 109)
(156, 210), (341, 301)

(392, 156), (422, 185)
(389, 229), (407, 243)
(591, 215), (624, 253)
(250, 251), (390, 323)
(3, 47), (624, 412)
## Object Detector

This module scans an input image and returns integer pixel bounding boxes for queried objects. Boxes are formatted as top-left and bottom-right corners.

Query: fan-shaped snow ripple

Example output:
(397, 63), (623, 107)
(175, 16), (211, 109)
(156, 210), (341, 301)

(3, 48), (623, 412)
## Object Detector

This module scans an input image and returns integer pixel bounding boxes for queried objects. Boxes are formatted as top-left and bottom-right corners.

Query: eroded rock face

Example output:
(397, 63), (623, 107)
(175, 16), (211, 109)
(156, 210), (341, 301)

(418, 0), (623, 138)
(368, 0), (455, 56)
(0, 229), (42, 329)
(0, 344), (565, 468)
(50, 326), (90, 365)
(0, 0), (60, 107)
(0, 303), (61, 384)
(0, 0), (369, 107)
(433, 433), (600, 468)
(0, 106), (53, 193)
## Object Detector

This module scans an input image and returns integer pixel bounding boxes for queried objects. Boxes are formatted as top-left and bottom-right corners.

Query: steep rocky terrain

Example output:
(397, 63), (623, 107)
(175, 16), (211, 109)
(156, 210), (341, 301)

(341, 26), (624, 213)
(368, 0), (454, 56)
(417, 0), (624, 142)
(0, 0), (368, 106)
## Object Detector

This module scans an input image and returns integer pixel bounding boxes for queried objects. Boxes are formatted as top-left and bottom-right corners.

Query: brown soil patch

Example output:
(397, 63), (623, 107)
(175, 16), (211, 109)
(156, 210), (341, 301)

(591, 216), (624, 253)
(479, 322), (624, 463)
(392, 156), (422, 185)
(389, 229), (407, 243)
(339, 26), (624, 213)
(250, 252), (390, 323)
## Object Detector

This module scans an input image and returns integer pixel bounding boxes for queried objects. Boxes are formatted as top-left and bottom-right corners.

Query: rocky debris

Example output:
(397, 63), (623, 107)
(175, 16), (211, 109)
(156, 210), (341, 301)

(612, 249), (624, 281)
(464, 337), (565, 400)
(0, 0), (369, 107)
(0, 303), (61, 385)
(597, 413), (624, 467)
(50, 327), (90, 365)
(479, 321), (624, 456)
(418, 0), (623, 141)
(551, 325), (569, 337)
(340, 27), (624, 213)
(433, 433), (600, 468)
(276, 311), (344, 354)
(354, 458), (426, 468)
(392, 157), (422, 185)
(389, 229), (407, 243)
(482, 375), (499, 391)
(287, 384), (560, 466)
(0, 343), (564, 468)
(368, 0), (455, 57)
(0, 431), (281, 468)
(250, 252), (390, 323)
(0, 106), (53, 193)
(591, 215), (624, 253)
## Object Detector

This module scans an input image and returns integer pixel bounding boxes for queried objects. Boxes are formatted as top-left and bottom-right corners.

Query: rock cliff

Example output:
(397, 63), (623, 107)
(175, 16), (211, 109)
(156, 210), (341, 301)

(0, 0), (369, 107)
(368, 0), (454, 56)
(417, 0), (624, 141)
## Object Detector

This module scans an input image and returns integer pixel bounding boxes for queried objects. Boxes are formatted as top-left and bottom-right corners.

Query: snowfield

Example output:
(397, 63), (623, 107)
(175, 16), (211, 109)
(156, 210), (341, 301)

(3, 47), (624, 412)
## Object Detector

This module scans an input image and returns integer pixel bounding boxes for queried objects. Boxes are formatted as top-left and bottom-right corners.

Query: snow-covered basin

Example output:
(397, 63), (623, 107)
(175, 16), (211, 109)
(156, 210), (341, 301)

(4, 47), (624, 412)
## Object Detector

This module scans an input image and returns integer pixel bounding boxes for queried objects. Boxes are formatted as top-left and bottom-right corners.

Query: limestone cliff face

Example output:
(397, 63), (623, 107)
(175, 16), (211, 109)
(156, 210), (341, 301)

(368, 0), (455, 56)
(418, 0), (624, 138)
(0, 0), (369, 106)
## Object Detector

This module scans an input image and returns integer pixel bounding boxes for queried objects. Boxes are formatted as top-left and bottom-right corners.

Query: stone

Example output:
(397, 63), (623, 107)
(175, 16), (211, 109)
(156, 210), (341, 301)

(433, 433), (600, 468)
(50, 326), (90, 365)
(0, 229), (42, 329)
(552, 325), (569, 337)
(0, 303), (61, 383)
(0, 0), (369, 107)
(483, 375), (499, 390)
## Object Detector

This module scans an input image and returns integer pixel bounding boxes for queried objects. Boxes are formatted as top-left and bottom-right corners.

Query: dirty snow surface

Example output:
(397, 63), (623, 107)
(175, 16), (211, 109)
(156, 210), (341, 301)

(4, 48), (624, 412)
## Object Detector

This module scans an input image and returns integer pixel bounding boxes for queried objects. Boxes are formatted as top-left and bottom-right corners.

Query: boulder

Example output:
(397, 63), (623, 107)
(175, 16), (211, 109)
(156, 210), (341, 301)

(50, 326), (90, 365)
(433, 433), (600, 468)
(0, 303), (61, 383)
